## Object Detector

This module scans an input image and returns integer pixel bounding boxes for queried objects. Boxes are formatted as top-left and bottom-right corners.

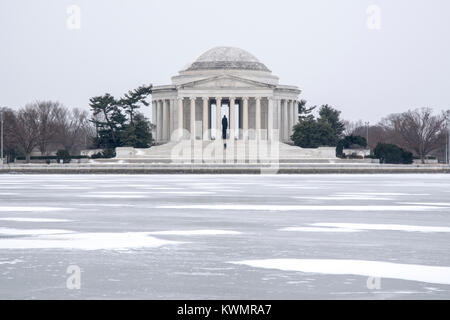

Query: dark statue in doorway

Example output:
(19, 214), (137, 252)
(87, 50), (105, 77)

(222, 115), (228, 140)
(222, 115), (228, 149)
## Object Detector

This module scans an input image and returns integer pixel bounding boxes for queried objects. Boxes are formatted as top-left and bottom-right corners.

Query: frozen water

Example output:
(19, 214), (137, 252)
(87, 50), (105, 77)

(311, 223), (450, 233)
(148, 230), (241, 236)
(399, 202), (450, 206)
(0, 207), (71, 212)
(0, 218), (71, 222)
(0, 259), (23, 265)
(280, 226), (362, 233)
(230, 259), (450, 285)
(0, 227), (74, 236)
(294, 196), (395, 200)
(0, 174), (449, 299)
(79, 194), (148, 199)
(0, 232), (180, 250)
(159, 204), (444, 211)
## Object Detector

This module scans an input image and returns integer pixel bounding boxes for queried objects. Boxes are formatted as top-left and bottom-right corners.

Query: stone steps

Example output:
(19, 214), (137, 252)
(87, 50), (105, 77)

(115, 141), (338, 163)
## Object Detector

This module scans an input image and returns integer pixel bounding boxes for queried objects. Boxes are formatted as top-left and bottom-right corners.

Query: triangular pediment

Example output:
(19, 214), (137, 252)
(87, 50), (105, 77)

(179, 75), (274, 89)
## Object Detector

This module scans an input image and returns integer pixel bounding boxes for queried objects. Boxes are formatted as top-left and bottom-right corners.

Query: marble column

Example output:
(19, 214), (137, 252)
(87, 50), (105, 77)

(215, 97), (222, 140)
(277, 99), (282, 142)
(291, 100), (296, 140)
(242, 97), (249, 140)
(177, 97), (183, 140)
(190, 97), (196, 140)
(282, 99), (288, 142)
(169, 99), (175, 140)
(163, 100), (169, 142)
(255, 97), (261, 139)
(287, 100), (294, 140)
(267, 97), (274, 140)
(229, 97), (235, 140)
(202, 97), (209, 140)
(152, 100), (157, 142)
(157, 100), (163, 143)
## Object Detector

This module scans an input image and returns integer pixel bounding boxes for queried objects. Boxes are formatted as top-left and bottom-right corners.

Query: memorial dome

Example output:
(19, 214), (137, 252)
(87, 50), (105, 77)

(185, 46), (270, 72)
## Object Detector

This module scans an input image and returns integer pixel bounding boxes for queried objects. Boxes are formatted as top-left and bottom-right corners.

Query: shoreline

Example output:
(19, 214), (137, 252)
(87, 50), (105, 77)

(1, 163), (449, 174)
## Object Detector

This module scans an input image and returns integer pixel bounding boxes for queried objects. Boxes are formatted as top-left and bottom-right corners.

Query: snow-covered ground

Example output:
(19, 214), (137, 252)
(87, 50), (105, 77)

(0, 174), (449, 299)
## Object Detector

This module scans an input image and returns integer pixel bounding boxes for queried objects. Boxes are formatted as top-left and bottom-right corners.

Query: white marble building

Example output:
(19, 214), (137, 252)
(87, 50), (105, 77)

(115, 47), (336, 162)
(151, 47), (300, 143)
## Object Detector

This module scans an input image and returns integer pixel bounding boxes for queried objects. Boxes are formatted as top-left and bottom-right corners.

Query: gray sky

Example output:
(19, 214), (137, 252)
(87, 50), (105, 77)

(1, 0), (449, 123)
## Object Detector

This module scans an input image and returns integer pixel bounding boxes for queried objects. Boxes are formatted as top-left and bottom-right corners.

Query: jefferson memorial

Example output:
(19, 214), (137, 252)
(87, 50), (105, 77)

(115, 47), (335, 162)
(152, 46), (300, 143)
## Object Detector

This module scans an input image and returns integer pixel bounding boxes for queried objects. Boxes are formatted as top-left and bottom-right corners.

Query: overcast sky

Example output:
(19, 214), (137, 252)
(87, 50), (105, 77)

(1, 0), (449, 123)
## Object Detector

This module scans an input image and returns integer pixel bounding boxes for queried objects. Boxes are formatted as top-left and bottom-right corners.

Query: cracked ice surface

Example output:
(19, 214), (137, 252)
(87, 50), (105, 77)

(0, 218), (71, 223)
(0, 232), (181, 250)
(229, 259), (450, 285)
(280, 223), (450, 233)
(0, 174), (450, 299)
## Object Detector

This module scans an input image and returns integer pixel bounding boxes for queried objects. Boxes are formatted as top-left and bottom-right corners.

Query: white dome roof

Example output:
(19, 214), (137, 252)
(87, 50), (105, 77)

(186, 47), (270, 72)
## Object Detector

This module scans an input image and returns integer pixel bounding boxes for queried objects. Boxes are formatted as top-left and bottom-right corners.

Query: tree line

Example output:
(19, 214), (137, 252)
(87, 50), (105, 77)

(1, 84), (153, 162)
(2, 85), (448, 164)
(1, 102), (93, 162)
(291, 102), (450, 163)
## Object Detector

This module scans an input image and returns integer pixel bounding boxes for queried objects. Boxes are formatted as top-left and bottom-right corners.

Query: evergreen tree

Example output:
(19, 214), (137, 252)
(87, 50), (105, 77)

(119, 85), (152, 125)
(120, 113), (153, 148)
(89, 85), (153, 152)
(291, 118), (336, 148)
(318, 105), (345, 142)
(291, 103), (346, 148)
(89, 94), (123, 148)
(374, 143), (413, 164)
(297, 100), (316, 121)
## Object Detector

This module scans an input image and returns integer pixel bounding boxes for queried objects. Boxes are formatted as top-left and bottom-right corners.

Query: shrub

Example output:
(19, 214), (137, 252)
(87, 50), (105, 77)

(291, 119), (336, 148)
(373, 143), (413, 164)
(56, 149), (71, 164)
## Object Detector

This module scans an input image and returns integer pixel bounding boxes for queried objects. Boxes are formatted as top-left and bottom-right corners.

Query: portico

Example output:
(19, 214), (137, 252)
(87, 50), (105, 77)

(152, 96), (298, 142)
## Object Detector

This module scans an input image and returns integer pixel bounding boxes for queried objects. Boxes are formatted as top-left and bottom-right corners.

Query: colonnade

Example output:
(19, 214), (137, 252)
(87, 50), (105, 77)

(152, 96), (299, 143)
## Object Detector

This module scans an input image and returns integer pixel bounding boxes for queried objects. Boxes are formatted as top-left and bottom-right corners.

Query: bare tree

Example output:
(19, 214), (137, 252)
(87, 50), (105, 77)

(344, 121), (390, 150)
(9, 106), (40, 163)
(54, 107), (93, 154)
(0, 107), (16, 162)
(4, 102), (97, 162)
(343, 120), (364, 137)
(382, 108), (448, 163)
(34, 101), (61, 156)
